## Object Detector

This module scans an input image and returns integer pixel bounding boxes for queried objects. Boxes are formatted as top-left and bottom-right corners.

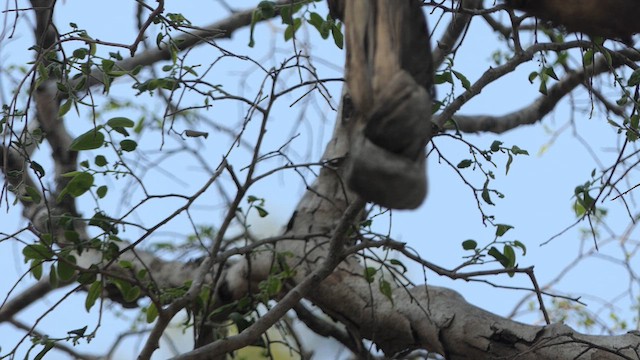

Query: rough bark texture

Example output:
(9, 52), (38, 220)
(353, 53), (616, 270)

(334, 0), (434, 209)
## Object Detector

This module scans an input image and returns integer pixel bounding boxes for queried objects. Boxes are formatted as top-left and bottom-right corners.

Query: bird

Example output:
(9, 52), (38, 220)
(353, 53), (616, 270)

(504, 0), (640, 44)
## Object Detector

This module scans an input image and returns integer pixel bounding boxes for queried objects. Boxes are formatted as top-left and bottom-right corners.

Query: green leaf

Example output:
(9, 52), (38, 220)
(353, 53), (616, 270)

(457, 159), (473, 169)
(119, 139), (137, 152)
(248, 10), (261, 47)
(23, 244), (54, 261)
(331, 24), (344, 49)
(25, 186), (42, 204)
(629, 68), (640, 86)
(481, 180), (494, 205)
(70, 128), (105, 151)
(528, 71), (538, 83)
(58, 98), (72, 117)
(255, 205), (269, 218)
(544, 66), (559, 81)
(95, 155), (107, 167)
(85, 281), (101, 311)
(389, 259), (407, 273)
(308, 12), (324, 30)
(97, 185), (108, 199)
(284, 18), (302, 41)
(490, 140), (502, 152)
(31, 260), (43, 280)
(57, 255), (76, 281)
(77, 270), (97, 285)
(280, 5), (293, 25)
(124, 286), (141, 302)
(462, 239), (477, 250)
(68, 326), (87, 337)
(58, 172), (94, 200)
(34, 342), (54, 360)
(264, 276), (282, 296)
(495, 224), (513, 237)
(30, 161), (45, 178)
(583, 49), (594, 66)
(258, 1), (275, 18)
(107, 117), (135, 128)
(379, 279), (393, 304)
(73, 48), (88, 59)
(452, 70), (471, 90)
(513, 240), (527, 256)
(511, 145), (529, 155)
(538, 78), (548, 95)
(503, 244), (516, 268)
(364, 267), (376, 283)
(506, 154), (514, 175)
(488, 247), (509, 268)
(435, 71), (453, 85)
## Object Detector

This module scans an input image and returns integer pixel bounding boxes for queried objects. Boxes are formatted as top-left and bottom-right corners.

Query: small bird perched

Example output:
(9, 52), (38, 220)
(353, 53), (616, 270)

(504, 0), (640, 44)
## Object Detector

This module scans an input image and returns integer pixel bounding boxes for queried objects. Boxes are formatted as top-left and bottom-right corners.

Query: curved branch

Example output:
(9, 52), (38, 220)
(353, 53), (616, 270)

(450, 48), (640, 134)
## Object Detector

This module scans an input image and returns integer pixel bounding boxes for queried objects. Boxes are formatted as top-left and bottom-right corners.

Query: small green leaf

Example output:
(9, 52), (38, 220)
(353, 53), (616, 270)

(284, 18), (302, 41)
(506, 154), (514, 175)
(57, 255), (77, 281)
(481, 180), (494, 205)
(31, 260), (43, 280)
(58, 172), (94, 200)
(331, 24), (344, 49)
(70, 128), (105, 151)
(379, 279), (393, 304)
(97, 185), (108, 199)
(495, 224), (513, 237)
(490, 140), (502, 152)
(462, 239), (477, 250)
(457, 159), (473, 169)
(107, 117), (135, 128)
(95, 155), (107, 167)
(119, 139), (137, 152)
(583, 49), (594, 66)
(364, 267), (376, 283)
(25, 186), (42, 204)
(23, 244), (54, 261)
(264, 276), (282, 296)
(34, 342), (54, 360)
(435, 71), (453, 85)
(544, 66), (559, 81)
(452, 70), (471, 90)
(513, 240), (527, 256)
(68, 326), (87, 337)
(389, 259), (407, 273)
(280, 6), (293, 25)
(255, 205), (269, 218)
(511, 145), (529, 155)
(30, 161), (45, 177)
(629, 68), (640, 86)
(124, 286), (141, 302)
(503, 244), (516, 268)
(58, 99), (73, 117)
(488, 247), (509, 268)
(85, 281), (101, 311)
(258, 1), (275, 18)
